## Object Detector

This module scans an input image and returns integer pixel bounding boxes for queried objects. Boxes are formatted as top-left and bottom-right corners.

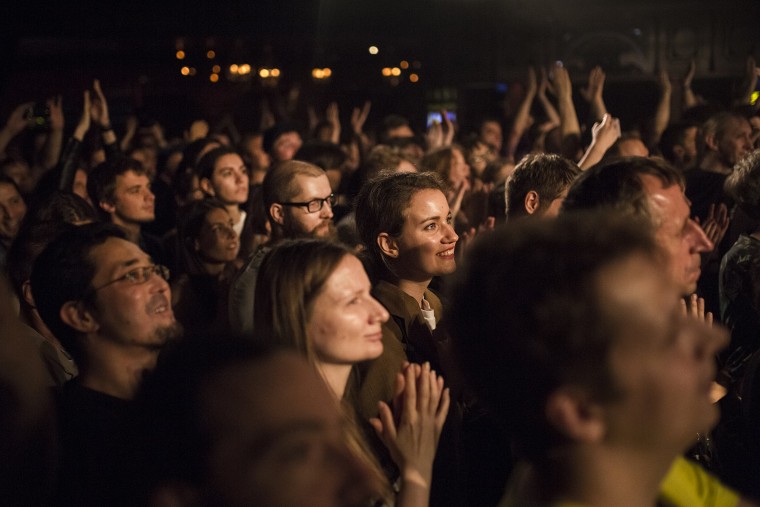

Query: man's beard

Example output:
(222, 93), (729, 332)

(282, 214), (336, 240)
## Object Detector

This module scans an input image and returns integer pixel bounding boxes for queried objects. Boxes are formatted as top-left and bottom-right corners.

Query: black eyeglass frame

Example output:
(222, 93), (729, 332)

(280, 194), (336, 214)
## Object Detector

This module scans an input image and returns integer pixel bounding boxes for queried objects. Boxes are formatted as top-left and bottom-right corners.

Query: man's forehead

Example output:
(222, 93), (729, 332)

(116, 170), (148, 187)
(290, 173), (330, 198)
(90, 237), (150, 273)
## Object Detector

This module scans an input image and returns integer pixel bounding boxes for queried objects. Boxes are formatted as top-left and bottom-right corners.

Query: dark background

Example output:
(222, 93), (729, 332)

(2, 0), (759, 136)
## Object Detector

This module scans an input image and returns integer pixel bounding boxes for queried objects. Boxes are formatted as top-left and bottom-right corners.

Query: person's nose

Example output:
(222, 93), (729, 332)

(688, 219), (713, 253)
(320, 199), (334, 219)
(369, 297), (389, 324)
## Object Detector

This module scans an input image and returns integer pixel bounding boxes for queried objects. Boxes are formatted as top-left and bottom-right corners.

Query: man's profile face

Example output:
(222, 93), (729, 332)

(87, 238), (179, 349)
(717, 117), (752, 168)
(640, 174), (712, 295)
(282, 174), (335, 239)
(109, 170), (155, 225)
(597, 253), (727, 453)
(200, 352), (378, 507)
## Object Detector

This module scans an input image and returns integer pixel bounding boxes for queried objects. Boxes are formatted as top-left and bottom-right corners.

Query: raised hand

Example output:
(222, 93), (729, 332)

(578, 113), (621, 169)
(326, 101), (341, 144)
(90, 79), (111, 129)
(47, 95), (64, 131)
(350, 101), (371, 135)
(370, 362), (450, 493)
(441, 109), (455, 146)
(698, 203), (730, 247)
(680, 293), (713, 328)
(5, 102), (34, 136)
(73, 91), (92, 141)
(579, 66), (605, 103)
(579, 66), (608, 120)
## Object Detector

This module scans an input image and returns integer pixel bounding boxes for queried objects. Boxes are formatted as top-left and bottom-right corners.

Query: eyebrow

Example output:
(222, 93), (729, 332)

(417, 211), (452, 225)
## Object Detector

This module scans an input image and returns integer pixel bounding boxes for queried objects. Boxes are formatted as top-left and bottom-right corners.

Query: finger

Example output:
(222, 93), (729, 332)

(706, 312), (714, 328)
(436, 388), (451, 430)
(379, 401), (397, 439)
(402, 364), (417, 424)
(689, 293), (698, 317)
(428, 370), (442, 412)
(679, 297), (687, 317)
(417, 362), (431, 413)
(697, 297), (705, 318)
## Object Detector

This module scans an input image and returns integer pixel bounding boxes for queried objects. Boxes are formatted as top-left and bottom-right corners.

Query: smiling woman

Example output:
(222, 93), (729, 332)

(254, 238), (449, 507)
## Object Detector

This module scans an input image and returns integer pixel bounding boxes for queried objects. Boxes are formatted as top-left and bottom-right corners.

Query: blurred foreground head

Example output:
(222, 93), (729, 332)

(448, 213), (726, 463)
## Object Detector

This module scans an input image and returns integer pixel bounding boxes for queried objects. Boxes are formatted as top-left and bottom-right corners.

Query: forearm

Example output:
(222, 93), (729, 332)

(651, 91), (671, 145)
(538, 95), (560, 127)
(506, 92), (536, 159)
(588, 97), (608, 123)
(58, 137), (82, 191)
(102, 130), (122, 160)
(558, 94), (581, 140)
(578, 141), (608, 170)
(40, 127), (64, 171)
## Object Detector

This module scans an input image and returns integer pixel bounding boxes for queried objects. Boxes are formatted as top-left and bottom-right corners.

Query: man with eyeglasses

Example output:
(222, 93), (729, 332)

(30, 222), (181, 506)
(229, 160), (336, 336)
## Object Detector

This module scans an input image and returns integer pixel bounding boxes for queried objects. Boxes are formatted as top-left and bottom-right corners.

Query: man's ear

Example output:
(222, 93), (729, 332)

(199, 177), (215, 197)
(524, 190), (540, 215)
(545, 387), (605, 443)
(21, 280), (36, 308)
(704, 133), (719, 152)
(59, 301), (100, 334)
(269, 203), (285, 226)
(99, 200), (116, 215)
(377, 233), (399, 258)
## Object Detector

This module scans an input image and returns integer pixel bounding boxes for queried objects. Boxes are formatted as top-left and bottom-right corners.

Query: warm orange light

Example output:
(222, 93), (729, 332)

(381, 67), (392, 77)
(206, 50), (216, 59)
(368, 46), (379, 55)
(230, 64), (239, 73)
(189, 67), (197, 76)
(212, 65), (221, 73)
(409, 73), (419, 83)
(239, 64), (251, 75)
(391, 67), (401, 76)
(400, 60), (409, 69)
(259, 68), (270, 78)
(323, 68), (332, 77)
(180, 66), (190, 76)
(271, 68), (280, 77)
(312, 68), (323, 79)
(176, 50), (186, 60)
(210, 73), (219, 82)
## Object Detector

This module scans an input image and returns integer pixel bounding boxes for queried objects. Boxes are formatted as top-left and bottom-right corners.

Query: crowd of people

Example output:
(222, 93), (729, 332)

(4, 56), (760, 506)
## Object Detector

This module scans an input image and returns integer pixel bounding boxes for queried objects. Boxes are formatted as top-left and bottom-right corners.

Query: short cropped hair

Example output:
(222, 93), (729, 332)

(561, 156), (683, 226)
(505, 153), (581, 220)
(726, 149), (760, 219)
(354, 171), (445, 277)
(659, 121), (699, 164)
(447, 213), (660, 460)
(30, 222), (127, 363)
(261, 160), (325, 212)
(86, 157), (147, 220)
